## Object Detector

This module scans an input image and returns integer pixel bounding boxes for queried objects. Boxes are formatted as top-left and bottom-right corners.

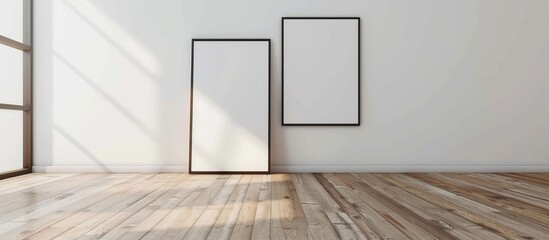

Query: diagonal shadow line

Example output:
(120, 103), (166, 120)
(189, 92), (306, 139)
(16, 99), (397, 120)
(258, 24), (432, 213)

(62, 0), (160, 82)
(53, 124), (111, 173)
(54, 52), (159, 142)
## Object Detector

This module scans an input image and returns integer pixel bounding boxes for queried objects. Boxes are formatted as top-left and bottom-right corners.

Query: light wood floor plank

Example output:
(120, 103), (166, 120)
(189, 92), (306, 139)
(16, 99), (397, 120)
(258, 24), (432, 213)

(0, 174), (76, 197)
(0, 174), (100, 221)
(0, 174), (135, 239)
(206, 175), (252, 240)
(103, 174), (193, 239)
(116, 174), (206, 240)
(229, 175), (263, 240)
(292, 174), (352, 240)
(184, 175), (242, 240)
(48, 174), (159, 239)
(140, 175), (220, 240)
(27, 174), (153, 239)
(0, 173), (545, 240)
(76, 174), (181, 240)
(270, 174), (308, 240)
(147, 175), (228, 239)
(250, 175), (272, 240)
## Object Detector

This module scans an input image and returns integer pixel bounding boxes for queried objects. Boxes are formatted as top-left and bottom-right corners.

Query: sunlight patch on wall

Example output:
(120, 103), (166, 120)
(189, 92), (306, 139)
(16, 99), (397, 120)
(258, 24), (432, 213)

(53, 1), (161, 135)
(52, 56), (159, 166)
(60, 0), (161, 76)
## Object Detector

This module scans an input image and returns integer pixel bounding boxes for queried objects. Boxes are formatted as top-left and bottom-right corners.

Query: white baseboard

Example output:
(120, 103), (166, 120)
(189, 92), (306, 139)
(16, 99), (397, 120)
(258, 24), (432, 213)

(270, 165), (549, 173)
(33, 165), (549, 173)
(33, 166), (189, 173)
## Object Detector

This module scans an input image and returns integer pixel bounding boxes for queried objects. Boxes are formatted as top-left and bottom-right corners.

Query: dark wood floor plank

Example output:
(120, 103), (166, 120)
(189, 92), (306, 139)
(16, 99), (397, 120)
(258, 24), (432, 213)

(347, 174), (456, 240)
(497, 173), (549, 188)
(422, 173), (549, 229)
(446, 173), (549, 210)
(322, 173), (409, 239)
(314, 173), (383, 240)
(373, 174), (507, 240)
(292, 173), (359, 239)
(395, 174), (547, 239)
(483, 174), (549, 201)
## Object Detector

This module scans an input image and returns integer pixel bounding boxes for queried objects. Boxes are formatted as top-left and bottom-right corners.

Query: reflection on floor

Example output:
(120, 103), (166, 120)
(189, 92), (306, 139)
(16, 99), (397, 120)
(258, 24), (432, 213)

(0, 172), (547, 239)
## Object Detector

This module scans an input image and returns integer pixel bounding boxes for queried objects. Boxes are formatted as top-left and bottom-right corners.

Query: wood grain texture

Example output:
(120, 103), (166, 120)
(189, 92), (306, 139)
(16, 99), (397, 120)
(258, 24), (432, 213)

(271, 174), (308, 240)
(250, 175), (272, 240)
(229, 175), (262, 240)
(0, 173), (547, 240)
(206, 175), (252, 240)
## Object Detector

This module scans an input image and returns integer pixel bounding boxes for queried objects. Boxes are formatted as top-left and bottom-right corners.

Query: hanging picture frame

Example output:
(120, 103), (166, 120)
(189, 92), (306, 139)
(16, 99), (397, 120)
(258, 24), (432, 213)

(282, 17), (360, 126)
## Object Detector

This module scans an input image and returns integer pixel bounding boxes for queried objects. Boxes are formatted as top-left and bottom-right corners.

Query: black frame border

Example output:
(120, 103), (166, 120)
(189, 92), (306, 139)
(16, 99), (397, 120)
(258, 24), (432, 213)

(189, 38), (271, 174)
(281, 17), (361, 126)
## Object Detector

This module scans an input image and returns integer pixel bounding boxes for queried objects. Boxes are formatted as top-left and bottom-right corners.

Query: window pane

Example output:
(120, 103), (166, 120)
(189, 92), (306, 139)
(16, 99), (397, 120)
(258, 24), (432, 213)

(0, 110), (23, 173)
(0, 44), (24, 105)
(0, 0), (31, 44)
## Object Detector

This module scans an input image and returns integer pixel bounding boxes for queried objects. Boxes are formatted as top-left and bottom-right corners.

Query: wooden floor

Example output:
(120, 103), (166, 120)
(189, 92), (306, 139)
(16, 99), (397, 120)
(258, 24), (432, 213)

(0, 173), (548, 239)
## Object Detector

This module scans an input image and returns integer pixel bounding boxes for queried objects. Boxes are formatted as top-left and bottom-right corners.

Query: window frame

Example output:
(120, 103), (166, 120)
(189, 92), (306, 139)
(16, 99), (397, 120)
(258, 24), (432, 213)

(0, 0), (33, 180)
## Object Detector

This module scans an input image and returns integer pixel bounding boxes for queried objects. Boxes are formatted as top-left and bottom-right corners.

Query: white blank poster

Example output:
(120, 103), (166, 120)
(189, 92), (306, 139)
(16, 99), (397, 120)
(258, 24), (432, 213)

(283, 18), (360, 125)
(190, 40), (270, 173)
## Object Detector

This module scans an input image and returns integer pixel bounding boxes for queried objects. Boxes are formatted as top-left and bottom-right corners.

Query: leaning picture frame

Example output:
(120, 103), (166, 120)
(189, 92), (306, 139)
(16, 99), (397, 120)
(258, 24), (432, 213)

(189, 39), (271, 173)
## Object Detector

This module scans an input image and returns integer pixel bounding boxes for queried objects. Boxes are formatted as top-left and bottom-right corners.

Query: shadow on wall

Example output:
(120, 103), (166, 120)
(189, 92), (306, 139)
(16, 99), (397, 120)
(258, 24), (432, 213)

(53, 124), (110, 172)
(44, 0), (269, 169)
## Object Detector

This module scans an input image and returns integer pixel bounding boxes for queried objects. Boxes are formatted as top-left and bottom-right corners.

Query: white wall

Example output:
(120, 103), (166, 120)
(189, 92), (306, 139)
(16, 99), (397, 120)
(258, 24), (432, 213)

(34, 0), (549, 172)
